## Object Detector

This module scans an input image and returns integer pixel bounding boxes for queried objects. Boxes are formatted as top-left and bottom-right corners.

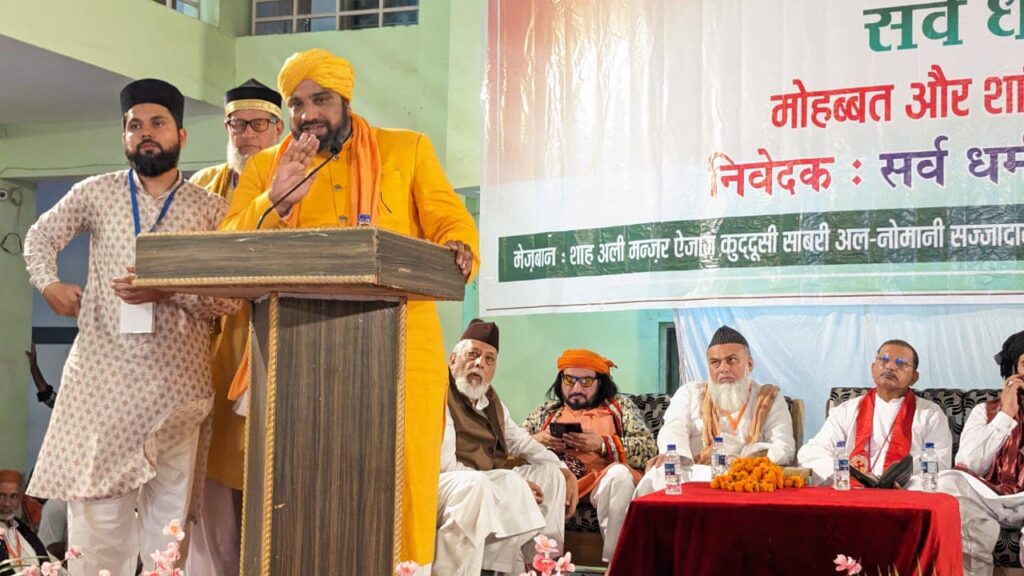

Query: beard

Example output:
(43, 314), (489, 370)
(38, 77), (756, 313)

(292, 116), (350, 153)
(454, 372), (491, 403)
(708, 372), (752, 414)
(565, 391), (597, 410)
(226, 141), (252, 175)
(0, 504), (20, 522)
(126, 139), (181, 177)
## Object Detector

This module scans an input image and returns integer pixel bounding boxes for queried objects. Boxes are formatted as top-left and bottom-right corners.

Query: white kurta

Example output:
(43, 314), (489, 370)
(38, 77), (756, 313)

(436, 395), (567, 576)
(797, 392), (952, 484)
(636, 379), (795, 496)
(24, 170), (240, 502)
(932, 403), (1024, 576)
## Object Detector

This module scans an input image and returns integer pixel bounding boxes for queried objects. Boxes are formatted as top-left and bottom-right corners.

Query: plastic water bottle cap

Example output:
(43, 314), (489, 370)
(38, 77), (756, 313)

(924, 442), (934, 449)
(836, 440), (846, 448)
(357, 214), (372, 226)
(667, 443), (677, 451)
(714, 436), (723, 443)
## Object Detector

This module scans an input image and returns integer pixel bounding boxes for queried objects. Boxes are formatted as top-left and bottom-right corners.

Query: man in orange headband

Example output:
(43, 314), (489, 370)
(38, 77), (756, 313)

(524, 349), (656, 562)
(635, 325), (795, 495)
(220, 49), (479, 569)
(0, 470), (49, 573)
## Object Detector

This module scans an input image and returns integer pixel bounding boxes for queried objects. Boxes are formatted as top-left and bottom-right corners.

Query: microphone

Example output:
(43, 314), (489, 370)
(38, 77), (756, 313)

(256, 140), (342, 229)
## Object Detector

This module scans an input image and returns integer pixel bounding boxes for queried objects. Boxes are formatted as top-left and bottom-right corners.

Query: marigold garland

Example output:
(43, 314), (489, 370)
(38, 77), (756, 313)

(709, 456), (806, 492)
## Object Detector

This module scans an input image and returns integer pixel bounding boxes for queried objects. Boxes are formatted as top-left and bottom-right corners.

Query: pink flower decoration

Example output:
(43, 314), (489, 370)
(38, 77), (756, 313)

(833, 554), (863, 575)
(64, 545), (83, 560)
(532, 553), (557, 573)
(533, 534), (559, 555)
(394, 560), (421, 576)
(162, 541), (182, 564)
(162, 519), (186, 542)
(40, 562), (61, 576)
(23, 567), (41, 576)
(555, 552), (576, 574)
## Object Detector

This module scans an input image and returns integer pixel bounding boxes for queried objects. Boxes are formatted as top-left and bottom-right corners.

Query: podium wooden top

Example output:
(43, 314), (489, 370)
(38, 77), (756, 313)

(133, 227), (466, 301)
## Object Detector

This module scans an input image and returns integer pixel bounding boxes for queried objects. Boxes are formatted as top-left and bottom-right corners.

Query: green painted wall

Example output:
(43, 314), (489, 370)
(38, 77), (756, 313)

(0, 181), (36, 471)
(0, 0), (237, 106)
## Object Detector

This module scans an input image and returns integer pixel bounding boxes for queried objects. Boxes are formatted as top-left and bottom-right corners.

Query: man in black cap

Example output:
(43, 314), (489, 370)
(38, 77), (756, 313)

(936, 330), (1024, 576)
(23, 78), (240, 575)
(186, 78), (283, 576)
(635, 325), (795, 495)
(433, 319), (578, 576)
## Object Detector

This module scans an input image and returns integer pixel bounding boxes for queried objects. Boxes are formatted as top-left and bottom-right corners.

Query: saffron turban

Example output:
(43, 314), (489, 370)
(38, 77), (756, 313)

(557, 349), (616, 374)
(277, 48), (355, 101)
(0, 470), (23, 485)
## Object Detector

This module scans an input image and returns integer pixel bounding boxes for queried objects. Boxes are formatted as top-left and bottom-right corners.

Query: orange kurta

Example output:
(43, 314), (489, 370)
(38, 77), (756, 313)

(189, 163), (248, 490)
(220, 129), (479, 564)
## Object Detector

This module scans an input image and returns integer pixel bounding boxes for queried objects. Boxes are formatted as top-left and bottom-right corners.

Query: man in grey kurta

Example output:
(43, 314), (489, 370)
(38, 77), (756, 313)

(23, 78), (239, 576)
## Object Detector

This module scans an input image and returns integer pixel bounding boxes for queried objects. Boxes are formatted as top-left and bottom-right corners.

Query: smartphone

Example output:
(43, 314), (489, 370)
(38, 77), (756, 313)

(549, 422), (583, 438)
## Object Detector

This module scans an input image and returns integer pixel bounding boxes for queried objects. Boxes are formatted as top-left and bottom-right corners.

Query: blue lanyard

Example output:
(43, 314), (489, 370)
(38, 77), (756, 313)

(129, 169), (183, 237)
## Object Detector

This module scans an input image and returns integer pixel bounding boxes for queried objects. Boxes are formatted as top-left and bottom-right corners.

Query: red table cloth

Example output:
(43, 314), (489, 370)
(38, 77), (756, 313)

(608, 482), (962, 576)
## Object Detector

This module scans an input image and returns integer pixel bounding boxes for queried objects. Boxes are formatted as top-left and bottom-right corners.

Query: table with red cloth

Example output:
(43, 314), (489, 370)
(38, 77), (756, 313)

(608, 482), (963, 576)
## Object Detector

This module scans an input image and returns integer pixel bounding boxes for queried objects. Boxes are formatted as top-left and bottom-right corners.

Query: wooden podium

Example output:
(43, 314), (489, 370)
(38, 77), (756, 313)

(134, 227), (465, 576)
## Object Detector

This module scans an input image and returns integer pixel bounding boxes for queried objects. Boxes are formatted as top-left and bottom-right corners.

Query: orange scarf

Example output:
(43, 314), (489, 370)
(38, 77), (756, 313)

(849, 389), (916, 477)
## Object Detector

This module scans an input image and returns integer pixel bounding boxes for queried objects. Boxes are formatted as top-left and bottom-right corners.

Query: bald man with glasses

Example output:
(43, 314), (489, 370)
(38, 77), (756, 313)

(798, 339), (952, 486)
(524, 349), (656, 562)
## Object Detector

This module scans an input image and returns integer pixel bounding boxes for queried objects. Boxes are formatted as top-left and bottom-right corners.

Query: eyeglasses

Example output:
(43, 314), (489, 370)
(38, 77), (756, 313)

(562, 374), (599, 388)
(226, 117), (279, 133)
(874, 354), (915, 370)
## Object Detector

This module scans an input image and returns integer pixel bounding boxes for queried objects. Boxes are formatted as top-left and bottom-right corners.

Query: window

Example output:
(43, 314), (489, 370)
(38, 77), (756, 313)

(152, 0), (200, 19)
(252, 0), (418, 35)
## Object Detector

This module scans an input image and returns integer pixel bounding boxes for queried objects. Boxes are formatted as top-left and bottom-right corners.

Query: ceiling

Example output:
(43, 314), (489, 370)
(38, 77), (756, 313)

(0, 35), (220, 126)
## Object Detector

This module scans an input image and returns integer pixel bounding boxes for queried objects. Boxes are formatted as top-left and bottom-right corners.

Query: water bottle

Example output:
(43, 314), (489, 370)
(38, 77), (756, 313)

(711, 436), (728, 478)
(921, 441), (939, 492)
(834, 440), (851, 491)
(664, 444), (682, 495)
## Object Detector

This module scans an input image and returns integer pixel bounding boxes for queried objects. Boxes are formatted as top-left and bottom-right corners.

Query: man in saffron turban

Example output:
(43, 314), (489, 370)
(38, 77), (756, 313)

(220, 49), (478, 568)
(524, 349), (656, 562)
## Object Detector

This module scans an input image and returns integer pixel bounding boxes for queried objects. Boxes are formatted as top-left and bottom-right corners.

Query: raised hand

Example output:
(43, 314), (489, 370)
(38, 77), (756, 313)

(270, 132), (321, 216)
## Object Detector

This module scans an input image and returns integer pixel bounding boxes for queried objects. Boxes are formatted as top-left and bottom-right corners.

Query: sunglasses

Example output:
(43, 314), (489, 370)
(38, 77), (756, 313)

(561, 374), (599, 388)
(874, 354), (915, 370)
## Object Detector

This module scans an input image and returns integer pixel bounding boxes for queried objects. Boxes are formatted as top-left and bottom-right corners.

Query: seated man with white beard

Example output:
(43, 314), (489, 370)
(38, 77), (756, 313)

(635, 325), (796, 495)
(434, 319), (579, 576)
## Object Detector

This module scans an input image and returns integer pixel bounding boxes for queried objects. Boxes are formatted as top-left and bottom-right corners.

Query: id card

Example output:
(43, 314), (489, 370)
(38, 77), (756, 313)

(120, 301), (155, 333)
